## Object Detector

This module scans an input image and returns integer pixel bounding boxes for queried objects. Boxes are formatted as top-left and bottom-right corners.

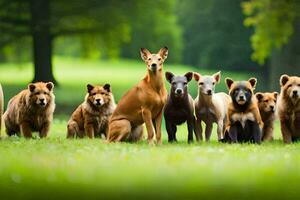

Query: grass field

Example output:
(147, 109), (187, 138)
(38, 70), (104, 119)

(0, 57), (297, 200)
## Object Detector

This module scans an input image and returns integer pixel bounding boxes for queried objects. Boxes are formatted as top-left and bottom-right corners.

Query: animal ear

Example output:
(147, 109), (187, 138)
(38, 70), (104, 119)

(280, 74), (289, 86)
(87, 84), (94, 93)
(225, 78), (234, 89)
(158, 46), (168, 60)
(255, 93), (264, 102)
(273, 92), (278, 99)
(140, 48), (151, 61)
(213, 71), (221, 83)
(185, 72), (193, 82)
(103, 83), (111, 92)
(193, 72), (201, 82)
(165, 72), (174, 83)
(248, 78), (257, 88)
(28, 83), (36, 92)
(46, 82), (54, 91)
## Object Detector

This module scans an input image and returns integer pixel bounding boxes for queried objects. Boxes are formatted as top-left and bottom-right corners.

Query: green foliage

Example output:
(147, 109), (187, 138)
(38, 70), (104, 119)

(177, 0), (257, 70)
(242, 0), (299, 64)
(121, 0), (183, 63)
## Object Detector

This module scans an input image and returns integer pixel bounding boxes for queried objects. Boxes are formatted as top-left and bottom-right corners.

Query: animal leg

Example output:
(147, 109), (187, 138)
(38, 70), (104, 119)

(217, 119), (224, 141)
(20, 121), (32, 138)
(127, 125), (144, 142)
(166, 120), (177, 143)
(194, 117), (203, 141)
(142, 108), (155, 145)
(67, 121), (79, 139)
(107, 119), (131, 142)
(262, 123), (274, 141)
(204, 122), (213, 142)
(39, 122), (50, 138)
(153, 110), (163, 144)
(84, 123), (94, 139)
(228, 124), (238, 143)
(280, 118), (292, 144)
(187, 117), (194, 143)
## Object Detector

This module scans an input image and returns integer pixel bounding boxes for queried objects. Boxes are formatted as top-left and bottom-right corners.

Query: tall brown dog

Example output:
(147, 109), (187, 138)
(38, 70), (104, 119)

(277, 74), (300, 143)
(107, 47), (168, 144)
(4, 82), (55, 138)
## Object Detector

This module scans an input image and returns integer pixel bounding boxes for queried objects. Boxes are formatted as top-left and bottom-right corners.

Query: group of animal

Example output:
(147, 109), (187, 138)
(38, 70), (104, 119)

(0, 47), (299, 144)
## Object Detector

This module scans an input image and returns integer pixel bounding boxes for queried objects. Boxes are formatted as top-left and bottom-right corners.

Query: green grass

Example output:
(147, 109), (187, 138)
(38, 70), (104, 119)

(0, 57), (295, 200)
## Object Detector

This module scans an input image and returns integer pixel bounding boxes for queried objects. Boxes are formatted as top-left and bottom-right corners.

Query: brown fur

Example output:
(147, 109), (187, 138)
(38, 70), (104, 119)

(0, 84), (3, 133)
(256, 92), (278, 141)
(277, 74), (300, 143)
(67, 84), (116, 139)
(225, 78), (263, 141)
(3, 82), (55, 138)
(107, 47), (168, 144)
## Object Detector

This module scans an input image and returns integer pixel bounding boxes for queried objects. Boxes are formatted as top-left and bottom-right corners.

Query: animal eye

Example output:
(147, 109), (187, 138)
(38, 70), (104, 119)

(172, 82), (176, 86)
(288, 84), (292, 88)
(298, 84), (300, 86)
(44, 92), (47, 95)
(36, 92), (40, 95)
(92, 93), (96, 95)
(184, 82), (187, 85)
(264, 100), (268, 103)
(158, 58), (161, 61)
(199, 82), (204, 85)
(101, 92), (105, 95)
(148, 58), (151, 61)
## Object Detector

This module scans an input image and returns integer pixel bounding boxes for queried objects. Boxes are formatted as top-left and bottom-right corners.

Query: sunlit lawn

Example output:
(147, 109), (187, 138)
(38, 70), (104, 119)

(0, 57), (296, 200)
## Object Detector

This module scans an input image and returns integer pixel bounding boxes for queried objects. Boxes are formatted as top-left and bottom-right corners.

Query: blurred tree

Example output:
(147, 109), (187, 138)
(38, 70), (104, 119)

(121, 0), (182, 63)
(1, 0), (180, 83)
(177, 0), (258, 71)
(242, 0), (300, 90)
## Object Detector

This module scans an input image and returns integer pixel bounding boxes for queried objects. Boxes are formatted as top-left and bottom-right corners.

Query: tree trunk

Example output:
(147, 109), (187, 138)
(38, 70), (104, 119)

(30, 0), (57, 84)
(269, 18), (300, 91)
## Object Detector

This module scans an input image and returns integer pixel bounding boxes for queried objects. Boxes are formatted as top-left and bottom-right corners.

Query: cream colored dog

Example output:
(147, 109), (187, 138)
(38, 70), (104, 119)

(194, 71), (230, 141)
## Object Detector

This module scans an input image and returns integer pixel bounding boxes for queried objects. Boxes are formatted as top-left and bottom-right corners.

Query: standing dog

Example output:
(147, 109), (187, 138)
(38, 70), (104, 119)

(193, 71), (230, 141)
(164, 71), (195, 143)
(256, 92), (278, 141)
(67, 84), (116, 139)
(4, 82), (55, 138)
(107, 47), (168, 144)
(277, 74), (300, 143)
(223, 78), (263, 144)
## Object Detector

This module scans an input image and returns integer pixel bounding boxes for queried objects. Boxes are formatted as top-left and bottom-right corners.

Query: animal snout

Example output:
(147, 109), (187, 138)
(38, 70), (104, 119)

(207, 89), (212, 95)
(175, 88), (183, 95)
(293, 90), (298, 97)
(151, 63), (157, 71)
(39, 98), (45, 103)
(239, 96), (245, 101)
(95, 99), (101, 105)
(270, 105), (275, 111)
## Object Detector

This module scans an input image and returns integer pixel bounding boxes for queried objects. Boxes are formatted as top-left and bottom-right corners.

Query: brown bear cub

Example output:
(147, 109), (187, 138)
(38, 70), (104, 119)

(223, 78), (263, 144)
(4, 82), (55, 138)
(67, 84), (116, 139)
(164, 71), (195, 143)
(277, 74), (300, 143)
(255, 92), (278, 141)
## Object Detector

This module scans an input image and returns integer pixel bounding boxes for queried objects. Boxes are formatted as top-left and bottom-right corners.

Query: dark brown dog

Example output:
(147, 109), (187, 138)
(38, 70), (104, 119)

(164, 71), (195, 143)
(255, 92), (278, 141)
(223, 78), (263, 144)
(67, 84), (116, 139)
(277, 74), (300, 143)
(107, 47), (168, 144)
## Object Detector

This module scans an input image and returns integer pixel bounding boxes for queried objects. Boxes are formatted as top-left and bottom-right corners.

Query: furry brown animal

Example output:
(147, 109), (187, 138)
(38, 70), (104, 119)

(277, 74), (300, 143)
(107, 47), (168, 144)
(255, 92), (278, 141)
(4, 82), (55, 138)
(67, 84), (116, 138)
(223, 78), (263, 144)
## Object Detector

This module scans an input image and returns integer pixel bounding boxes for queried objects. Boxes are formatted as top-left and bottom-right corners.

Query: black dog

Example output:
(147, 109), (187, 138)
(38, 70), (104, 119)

(164, 72), (196, 143)
(222, 78), (263, 144)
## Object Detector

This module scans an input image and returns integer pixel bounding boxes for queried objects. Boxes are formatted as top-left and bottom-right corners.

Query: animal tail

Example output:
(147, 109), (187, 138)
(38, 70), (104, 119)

(0, 84), (3, 133)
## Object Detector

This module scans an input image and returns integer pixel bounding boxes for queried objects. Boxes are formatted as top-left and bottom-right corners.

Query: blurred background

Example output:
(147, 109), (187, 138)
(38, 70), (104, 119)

(0, 0), (299, 117)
